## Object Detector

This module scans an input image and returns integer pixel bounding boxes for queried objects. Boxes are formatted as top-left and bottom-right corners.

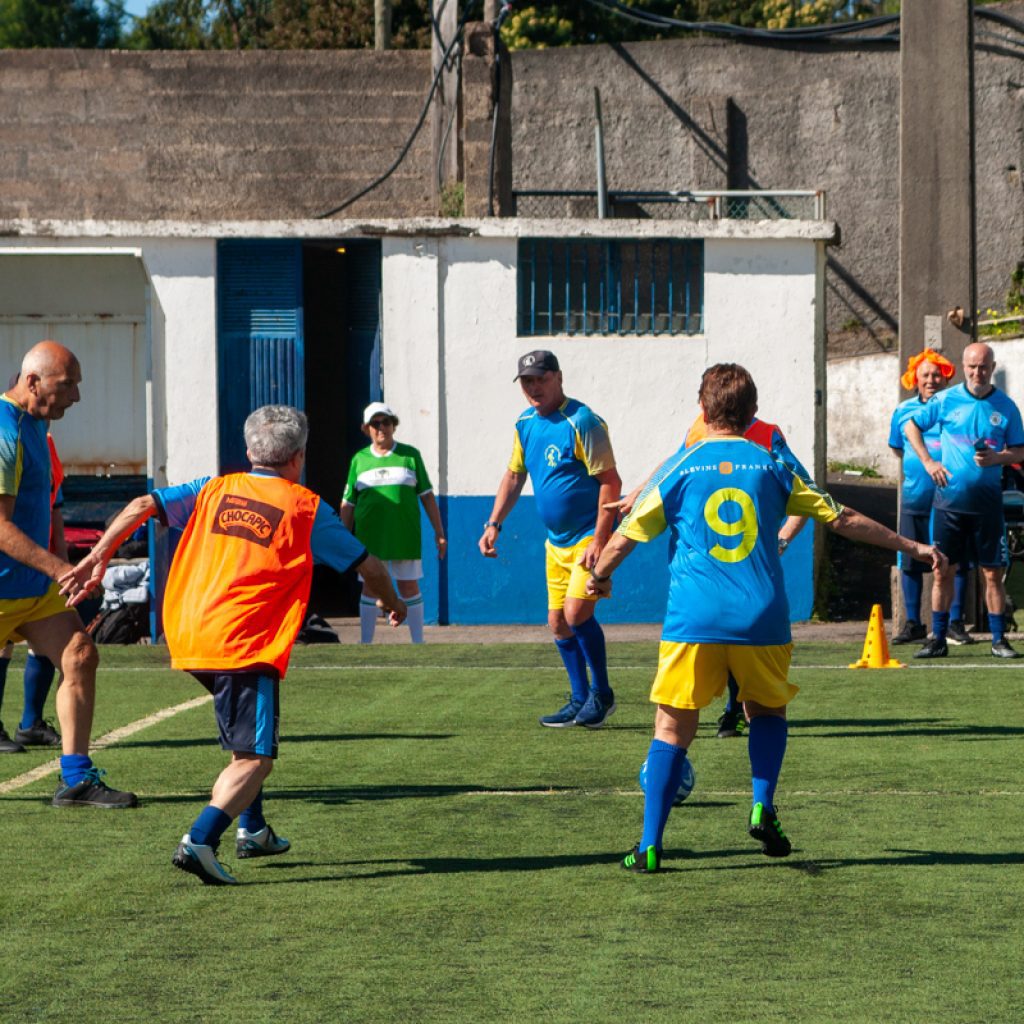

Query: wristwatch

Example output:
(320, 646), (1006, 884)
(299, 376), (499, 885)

(590, 567), (611, 583)
(777, 537), (789, 553)
(485, 520), (501, 532)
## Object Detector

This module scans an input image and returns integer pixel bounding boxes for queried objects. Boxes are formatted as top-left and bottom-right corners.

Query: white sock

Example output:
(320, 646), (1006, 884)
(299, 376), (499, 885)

(406, 595), (425, 643)
(359, 595), (379, 644)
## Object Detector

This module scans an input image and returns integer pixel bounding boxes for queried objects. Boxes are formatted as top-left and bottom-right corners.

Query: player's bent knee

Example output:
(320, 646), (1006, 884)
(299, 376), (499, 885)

(62, 631), (99, 678)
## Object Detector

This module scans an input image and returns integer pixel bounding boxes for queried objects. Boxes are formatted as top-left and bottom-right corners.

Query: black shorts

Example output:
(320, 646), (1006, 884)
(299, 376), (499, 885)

(191, 670), (280, 759)
(933, 508), (1006, 569)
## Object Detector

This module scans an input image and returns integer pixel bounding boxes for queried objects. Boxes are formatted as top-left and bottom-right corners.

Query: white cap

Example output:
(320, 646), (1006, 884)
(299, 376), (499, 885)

(363, 402), (398, 425)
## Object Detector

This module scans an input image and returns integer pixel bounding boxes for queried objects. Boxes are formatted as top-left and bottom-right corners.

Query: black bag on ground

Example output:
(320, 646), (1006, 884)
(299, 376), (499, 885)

(297, 612), (340, 644)
(88, 603), (149, 644)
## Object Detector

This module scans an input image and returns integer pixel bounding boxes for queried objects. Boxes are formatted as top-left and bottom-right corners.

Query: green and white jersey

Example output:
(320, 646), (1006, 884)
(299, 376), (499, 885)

(342, 441), (432, 560)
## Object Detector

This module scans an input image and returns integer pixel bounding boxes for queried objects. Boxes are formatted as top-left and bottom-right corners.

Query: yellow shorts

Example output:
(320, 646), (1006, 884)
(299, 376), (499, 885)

(545, 537), (599, 611)
(650, 640), (797, 710)
(0, 582), (72, 649)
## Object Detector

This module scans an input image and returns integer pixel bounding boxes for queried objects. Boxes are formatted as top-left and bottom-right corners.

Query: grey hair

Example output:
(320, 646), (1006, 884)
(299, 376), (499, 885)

(244, 405), (309, 466)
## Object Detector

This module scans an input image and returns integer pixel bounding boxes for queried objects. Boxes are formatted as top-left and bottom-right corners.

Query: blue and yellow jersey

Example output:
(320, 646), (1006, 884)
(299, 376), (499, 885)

(619, 436), (844, 645)
(888, 396), (941, 514)
(912, 383), (1024, 514)
(509, 397), (616, 547)
(0, 395), (54, 599)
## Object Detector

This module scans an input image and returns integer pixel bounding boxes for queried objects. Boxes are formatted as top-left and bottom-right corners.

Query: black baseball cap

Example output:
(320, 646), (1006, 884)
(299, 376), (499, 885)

(514, 350), (560, 381)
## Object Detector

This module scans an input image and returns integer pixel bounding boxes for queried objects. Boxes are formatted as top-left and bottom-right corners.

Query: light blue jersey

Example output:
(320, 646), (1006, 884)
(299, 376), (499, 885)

(154, 471), (367, 574)
(889, 396), (942, 514)
(912, 383), (1024, 513)
(620, 437), (843, 645)
(0, 396), (53, 599)
(509, 397), (616, 547)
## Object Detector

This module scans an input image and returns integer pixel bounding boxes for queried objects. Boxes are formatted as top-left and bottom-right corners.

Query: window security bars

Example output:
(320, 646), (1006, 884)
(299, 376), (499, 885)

(518, 239), (703, 337)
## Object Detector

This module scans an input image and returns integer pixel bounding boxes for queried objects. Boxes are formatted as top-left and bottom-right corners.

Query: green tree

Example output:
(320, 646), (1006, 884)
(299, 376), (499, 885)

(124, 0), (433, 49)
(0, 0), (124, 47)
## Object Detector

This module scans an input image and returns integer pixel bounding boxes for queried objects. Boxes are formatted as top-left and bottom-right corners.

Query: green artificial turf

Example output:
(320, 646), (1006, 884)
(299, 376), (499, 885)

(1, 641), (1022, 1023)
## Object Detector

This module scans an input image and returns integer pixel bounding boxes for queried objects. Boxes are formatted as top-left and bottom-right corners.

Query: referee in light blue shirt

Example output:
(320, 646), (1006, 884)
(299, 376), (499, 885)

(905, 342), (1024, 659)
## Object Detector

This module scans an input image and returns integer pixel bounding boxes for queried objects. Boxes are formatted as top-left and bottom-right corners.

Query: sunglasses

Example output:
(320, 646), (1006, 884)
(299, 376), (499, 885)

(368, 419), (393, 429)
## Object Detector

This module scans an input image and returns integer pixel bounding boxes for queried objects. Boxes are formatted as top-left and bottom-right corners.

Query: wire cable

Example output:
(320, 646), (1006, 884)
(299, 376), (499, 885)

(316, 0), (479, 218)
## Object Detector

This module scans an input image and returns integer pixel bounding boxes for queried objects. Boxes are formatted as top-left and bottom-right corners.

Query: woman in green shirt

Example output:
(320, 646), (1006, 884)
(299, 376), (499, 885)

(340, 403), (446, 643)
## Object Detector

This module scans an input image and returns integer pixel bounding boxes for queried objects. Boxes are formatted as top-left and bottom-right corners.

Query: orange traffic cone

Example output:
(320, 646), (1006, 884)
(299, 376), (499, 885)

(848, 604), (904, 669)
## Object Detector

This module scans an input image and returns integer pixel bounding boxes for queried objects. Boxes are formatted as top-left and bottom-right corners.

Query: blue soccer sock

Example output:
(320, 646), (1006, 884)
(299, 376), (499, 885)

(951, 569), (969, 622)
(238, 789), (266, 833)
(639, 738), (687, 851)
(189, 805), (233, 848)
(554, 636), (590, 705)
(20, 652), (56, 730)
(748, 715), (788, 810)
(901, 572), (924, 623)
(0, 655), (9, 717)
(990, 613), (1006, 644)
(932, 610), (950, 641)
(724, 673), (740, 713)
(59, 754), (93, 787)
(570, 616), (611, 698)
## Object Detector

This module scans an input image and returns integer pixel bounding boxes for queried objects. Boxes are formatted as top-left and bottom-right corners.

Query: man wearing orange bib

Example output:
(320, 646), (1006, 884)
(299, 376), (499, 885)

(69, 406), (407, 885)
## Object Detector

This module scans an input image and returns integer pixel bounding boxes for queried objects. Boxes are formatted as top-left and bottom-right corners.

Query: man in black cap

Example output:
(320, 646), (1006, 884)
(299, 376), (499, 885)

(479, 350), (622, 728)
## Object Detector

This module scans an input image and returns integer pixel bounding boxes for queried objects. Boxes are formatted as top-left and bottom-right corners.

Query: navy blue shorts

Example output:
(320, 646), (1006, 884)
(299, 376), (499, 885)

(191, 671), (280, 759)
(897, 509), (979, 573)
(896, 509), (933, 574)
(933, 508), (1006, 569)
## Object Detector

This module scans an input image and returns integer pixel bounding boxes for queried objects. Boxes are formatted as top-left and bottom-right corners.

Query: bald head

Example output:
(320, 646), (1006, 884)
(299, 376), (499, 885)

(21, 340), (79, 379)
(9, 340), (82, 421)
(963, 342), (996, 398)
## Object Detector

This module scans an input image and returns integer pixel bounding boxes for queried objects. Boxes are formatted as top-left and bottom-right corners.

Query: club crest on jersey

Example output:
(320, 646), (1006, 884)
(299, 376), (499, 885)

(212, 494), (284, 547)
(545, 444), (561, 467)
(991, 413), (1003, 426)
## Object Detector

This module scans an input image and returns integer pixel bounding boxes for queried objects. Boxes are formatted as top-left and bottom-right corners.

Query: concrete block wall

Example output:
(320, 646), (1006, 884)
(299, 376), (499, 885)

(0, 49), (436, 221)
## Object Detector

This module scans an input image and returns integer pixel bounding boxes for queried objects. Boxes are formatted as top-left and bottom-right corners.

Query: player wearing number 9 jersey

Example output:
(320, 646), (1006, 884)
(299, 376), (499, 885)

(586, 364), (947, 873)
(624, 437), (839, 646)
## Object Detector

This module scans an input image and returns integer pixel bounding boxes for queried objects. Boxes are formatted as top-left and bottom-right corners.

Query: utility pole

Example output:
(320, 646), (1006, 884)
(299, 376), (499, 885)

(898, 0), (976, 371)
(375, 0), (392, 50)
(432, 0), (461, 209)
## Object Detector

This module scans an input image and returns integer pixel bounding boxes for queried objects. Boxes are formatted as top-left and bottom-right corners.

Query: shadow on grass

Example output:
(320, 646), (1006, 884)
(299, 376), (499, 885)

(790, 718), (1024, 740)
(136, 783), (582, 806)
(252, 845), (724, 881)
(112, 732), (455, 750)
(244, 845), (1024, 884)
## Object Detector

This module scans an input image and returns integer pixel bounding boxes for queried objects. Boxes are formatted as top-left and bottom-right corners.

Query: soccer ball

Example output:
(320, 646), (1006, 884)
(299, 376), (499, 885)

(638, 754), (696, 806)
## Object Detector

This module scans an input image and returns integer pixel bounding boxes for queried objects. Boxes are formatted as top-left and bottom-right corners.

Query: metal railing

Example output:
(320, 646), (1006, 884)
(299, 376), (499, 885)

(512, 189), (826, 221)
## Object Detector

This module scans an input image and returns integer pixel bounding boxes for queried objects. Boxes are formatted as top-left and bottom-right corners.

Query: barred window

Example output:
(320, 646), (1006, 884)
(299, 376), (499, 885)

(517, 239), (703, 337)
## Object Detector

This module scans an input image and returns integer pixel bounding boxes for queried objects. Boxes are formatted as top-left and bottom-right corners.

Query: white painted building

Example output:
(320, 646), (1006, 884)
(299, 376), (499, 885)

(0, 216), (835, 624)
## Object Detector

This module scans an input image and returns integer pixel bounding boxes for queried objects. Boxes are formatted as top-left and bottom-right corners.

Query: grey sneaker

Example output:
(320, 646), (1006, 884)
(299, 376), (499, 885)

(14, 718), (61, 747)
(574, 689), (616, 729)
(991, 638), (1021, 659)
(173, 834), (238, 885)
(0, 722), (25, 754)
(236, 825), (291, 859)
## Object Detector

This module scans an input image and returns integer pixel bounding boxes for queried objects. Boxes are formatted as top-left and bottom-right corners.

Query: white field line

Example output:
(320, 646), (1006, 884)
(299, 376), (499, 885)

(0, 693), (211, 796)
